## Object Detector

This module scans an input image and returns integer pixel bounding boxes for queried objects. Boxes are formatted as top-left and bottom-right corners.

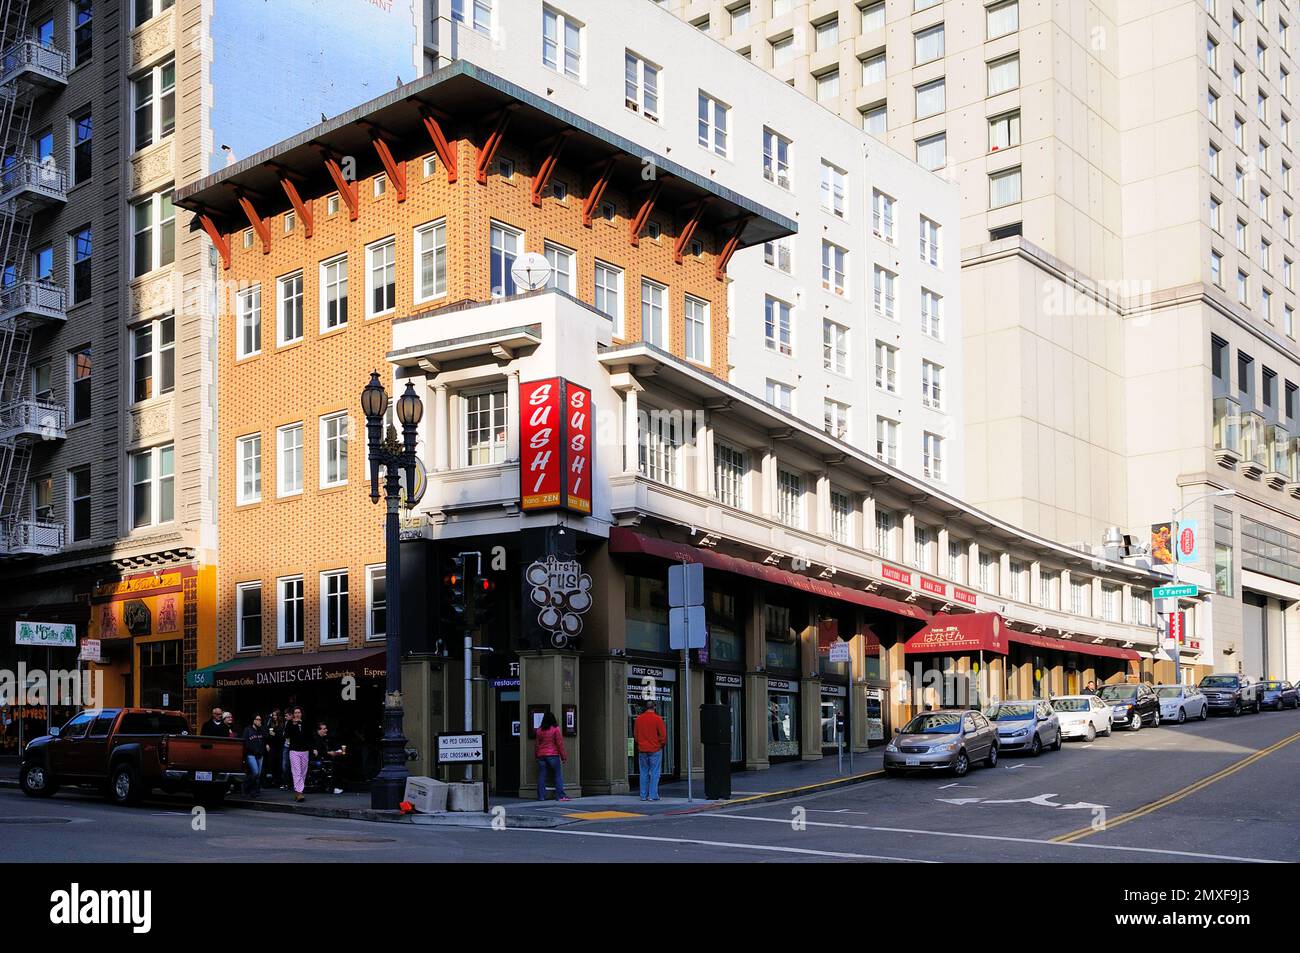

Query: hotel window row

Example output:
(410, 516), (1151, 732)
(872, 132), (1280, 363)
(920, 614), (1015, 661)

(234, 565), (386, 652)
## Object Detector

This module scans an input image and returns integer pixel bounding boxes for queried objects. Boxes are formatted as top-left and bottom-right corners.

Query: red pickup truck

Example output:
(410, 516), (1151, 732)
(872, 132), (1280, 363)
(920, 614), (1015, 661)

(19, 708), (246, 806)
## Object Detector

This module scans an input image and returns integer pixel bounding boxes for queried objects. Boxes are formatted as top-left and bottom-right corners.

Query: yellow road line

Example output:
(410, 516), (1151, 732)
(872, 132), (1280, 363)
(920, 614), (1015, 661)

(1052, 729), (1300, 844)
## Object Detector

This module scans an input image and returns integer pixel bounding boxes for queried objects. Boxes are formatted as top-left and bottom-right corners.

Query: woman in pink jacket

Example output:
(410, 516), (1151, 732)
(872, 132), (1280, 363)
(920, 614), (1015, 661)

(535, 711), (570, 801)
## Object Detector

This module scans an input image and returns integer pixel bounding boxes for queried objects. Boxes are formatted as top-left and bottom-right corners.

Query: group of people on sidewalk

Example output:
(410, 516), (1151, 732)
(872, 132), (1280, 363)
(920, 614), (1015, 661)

(200, 706), (346, 802)
(532, 700), (667, 803)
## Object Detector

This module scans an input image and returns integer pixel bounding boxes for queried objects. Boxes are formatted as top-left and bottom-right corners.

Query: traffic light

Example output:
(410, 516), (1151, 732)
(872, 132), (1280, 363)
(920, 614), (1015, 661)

(443, 555), (467, 622)
(469, 575), (497, 629)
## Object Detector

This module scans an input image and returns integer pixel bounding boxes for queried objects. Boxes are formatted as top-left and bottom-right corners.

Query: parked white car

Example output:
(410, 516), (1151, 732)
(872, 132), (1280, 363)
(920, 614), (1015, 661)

(1156, 685), (1209, 724)
(1049, 695), (1113, 741)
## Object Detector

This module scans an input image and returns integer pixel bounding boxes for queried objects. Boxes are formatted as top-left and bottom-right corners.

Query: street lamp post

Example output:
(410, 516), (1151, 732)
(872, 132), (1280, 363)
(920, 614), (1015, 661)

(361, 371), (424, 810)
(1166, 488), (1235, 687)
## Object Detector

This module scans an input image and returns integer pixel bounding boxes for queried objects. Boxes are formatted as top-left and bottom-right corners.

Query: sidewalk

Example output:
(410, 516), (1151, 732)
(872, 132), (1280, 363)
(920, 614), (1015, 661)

(0, 748), (884, 828)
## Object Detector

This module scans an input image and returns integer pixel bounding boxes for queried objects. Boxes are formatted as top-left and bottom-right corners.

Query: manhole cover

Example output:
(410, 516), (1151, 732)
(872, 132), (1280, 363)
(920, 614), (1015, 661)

(0, 817), (73, 824)
(304, 835), (396, 844)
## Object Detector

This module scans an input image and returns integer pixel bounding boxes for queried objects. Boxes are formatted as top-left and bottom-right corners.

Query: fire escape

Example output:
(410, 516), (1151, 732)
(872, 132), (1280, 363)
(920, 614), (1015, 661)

(0, 0), (67, 557)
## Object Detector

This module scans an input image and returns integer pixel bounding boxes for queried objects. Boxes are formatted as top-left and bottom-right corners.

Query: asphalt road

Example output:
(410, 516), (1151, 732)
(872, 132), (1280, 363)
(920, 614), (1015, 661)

(2, 707), (1298, 863)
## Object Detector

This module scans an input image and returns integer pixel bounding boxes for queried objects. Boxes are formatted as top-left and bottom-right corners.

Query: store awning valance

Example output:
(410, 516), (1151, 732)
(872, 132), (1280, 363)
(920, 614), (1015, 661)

(905, 612), (1008, 655)
(608, 527), (930, 633)
(212, 647), (386, 688)
(1007, 630), (1140, 661)
(185, 658), (244, 689)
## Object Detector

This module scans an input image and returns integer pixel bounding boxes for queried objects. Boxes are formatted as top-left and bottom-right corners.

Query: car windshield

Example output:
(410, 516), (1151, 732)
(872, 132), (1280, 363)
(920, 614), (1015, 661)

(1200, 676), (1239, 688)
(1051, 698), (1088, 712)
(1261, 681), (1282, 691)
(984, 703), (1034, 720)
(1098, 686), (1138, 701)
(1156, 687), (1185, 699)
(902, 713), (962, 734)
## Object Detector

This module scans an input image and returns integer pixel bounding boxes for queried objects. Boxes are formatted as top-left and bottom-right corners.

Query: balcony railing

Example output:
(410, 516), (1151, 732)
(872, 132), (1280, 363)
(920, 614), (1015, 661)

(0, 39), (67, 89)
(0, 397), (66, 442)
(0, 156), (68, 207)
(0, 516), (63, 557)
(0, 278), (66, 324)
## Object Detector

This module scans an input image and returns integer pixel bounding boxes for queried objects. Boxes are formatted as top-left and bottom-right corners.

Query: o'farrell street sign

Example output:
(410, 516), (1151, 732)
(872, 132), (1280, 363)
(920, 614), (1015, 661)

(1153, 584), (1199, 600)
(16, 621), (76, 648)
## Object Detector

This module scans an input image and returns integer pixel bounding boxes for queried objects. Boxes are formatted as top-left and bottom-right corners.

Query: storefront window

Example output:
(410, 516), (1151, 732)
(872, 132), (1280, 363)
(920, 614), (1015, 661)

(764, 603), (798, 670)
(820, 690), (845, 748)
(626, 574), (669, 653)
(627, 664), (677, 780)
(863, 628), (882, 680)
(767, 684), (799, 758)
(706, 590), (740, 663)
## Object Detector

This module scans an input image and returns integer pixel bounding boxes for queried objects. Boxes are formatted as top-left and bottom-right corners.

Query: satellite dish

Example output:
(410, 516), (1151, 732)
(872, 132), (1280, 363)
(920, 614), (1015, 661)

(511, 252), (552, 292)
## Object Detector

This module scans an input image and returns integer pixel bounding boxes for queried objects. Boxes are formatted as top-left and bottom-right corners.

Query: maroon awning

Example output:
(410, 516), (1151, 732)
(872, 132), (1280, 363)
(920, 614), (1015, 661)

(215, 647), (386, 688)
(906, 612), (1009, 655)
(1006, 630), (1140, 661)
(608, 527), (930, 632)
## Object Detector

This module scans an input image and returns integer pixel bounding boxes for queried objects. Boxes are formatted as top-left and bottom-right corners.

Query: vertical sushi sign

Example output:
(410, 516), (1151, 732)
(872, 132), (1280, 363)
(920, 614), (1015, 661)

(520, 378), (593, 514)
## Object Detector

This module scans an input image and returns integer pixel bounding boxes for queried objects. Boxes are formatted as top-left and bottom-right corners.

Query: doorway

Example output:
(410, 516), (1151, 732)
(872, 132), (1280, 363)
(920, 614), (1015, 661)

(139, 639), (182, 709)
(494, 688), (520, 796)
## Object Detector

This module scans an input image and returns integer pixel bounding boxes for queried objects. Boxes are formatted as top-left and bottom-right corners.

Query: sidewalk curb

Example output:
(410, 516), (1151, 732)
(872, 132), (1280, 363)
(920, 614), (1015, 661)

(663, 767), (885, 816)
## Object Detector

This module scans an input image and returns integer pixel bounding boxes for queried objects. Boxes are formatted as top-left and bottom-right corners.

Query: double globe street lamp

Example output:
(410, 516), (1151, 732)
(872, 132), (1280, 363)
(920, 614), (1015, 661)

(360, 371), (424, 810)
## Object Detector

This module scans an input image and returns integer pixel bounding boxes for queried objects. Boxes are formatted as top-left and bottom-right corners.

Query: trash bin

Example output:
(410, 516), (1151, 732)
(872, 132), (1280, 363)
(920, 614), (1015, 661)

(700, 703), (731, 800)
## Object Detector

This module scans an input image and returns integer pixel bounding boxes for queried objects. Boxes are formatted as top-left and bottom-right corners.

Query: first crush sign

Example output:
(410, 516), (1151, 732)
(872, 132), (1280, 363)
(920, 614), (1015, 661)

(519, 378), (592, 514)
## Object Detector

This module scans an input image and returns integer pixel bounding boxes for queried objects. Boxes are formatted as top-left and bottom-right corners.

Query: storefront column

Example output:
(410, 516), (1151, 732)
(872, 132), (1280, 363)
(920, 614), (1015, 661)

(760, 445), (777, 519)
(955, 655), (971, 707)
(506, 369), (521, 463)
(686, 661), (705, 781)
(988, 655), (1005, 703)
(744, 596), (769, 771)
(400, 654), (445, 778)
(815, 471), (830, 537)
(799, 618), (820, 761)
(861, 496), (876, 552)
(432, 382), (450, 471)
(578, 657), (629, 794)
(519, 651), (583, 798)
(885, 639), (908, 731)
(692, 408), (710, 497)
(902, 512), (916, 565)
(621, 382), (641, 474)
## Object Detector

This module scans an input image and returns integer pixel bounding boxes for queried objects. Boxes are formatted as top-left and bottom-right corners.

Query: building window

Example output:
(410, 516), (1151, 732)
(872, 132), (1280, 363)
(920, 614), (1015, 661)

(815, 16), (839, 51)
(320, 570), (349, 643)
(776, 468), (803, 528)
(948, 540), (964, 583)
(1038, 570), (1057, 609)
(594, 261), (624, 334)
(823, 319), (848, 374)
(920, 288), (943, 339)
(71, 110), (91, 184)
(1069, 578), (1089, 616)
(988, 54), (1020, 95)
(71, 0), (92, 66)
(764, 236), (792, 274)
(1211, 250), (1223, 286)
(366, 237), (396, 316)
(914, 23), (944, 64)
(862, 1), (885, 32)
(863, 103), (887, 135)
(277, 422), (303, 497)
(873, 266), (897, 319)
(489, 221), (522, 297)
(130, 444), (174, 529)
(320, 255), (348, 331)
(464, 387), (508, 466)
(763, 128), (792, 189)
(366, 565), (387, 640)
(874, 341), (897, 392)
(236, 582), (262, 652)
(1214, 507), (1234, 596)
(714, 442), (746, 508)
(373, 173), (388, 198)
(923, 432), (944, 480)
(875, 416), (898, 465)
(134, 0), (174, 27)
(989, 110), (1020, 151)
(990, 167), (1022, 207)
(640, 278), (667, 347)
(278, 575), (305, 648)
(414, 220), (447, 302)
(875, 508), (895, 558)
(697, 92), (729, 156)
(320, 412), (349, 487)
(915, 132), (946, 171)
(765, 296), (792, 355)
(542, 5), (583, 79)
(68, 467), (90, 541)
(68, 345), (91, 423)
(988, 0), (1018, 37)
(131, 314), (174, 403)
(236, 433), (261, 505)
(872, 189), (896, 242)
(919, 217), (941, 266)
(821, 241), (847, 295)
(132, 58), (175, 151)
(830, 490), (851, 544)
(824, 399), (849, 439)
(861, 50), (886, 85)
(625, 51), (660, 121)
(913, 525), (933, 571)
(30, 473), (51, 527)
(915, 78), (945, 118)
(639, 407), (683, 485)
(921, 360), (944, 409)
(544, 241), (575, 294)
(236, 285), (261, 358)
(772, 34), (795, 66)
(816, 69), (840, 104)
(684, 295), (710, 364)
(766, 380), (794, 413)
(130, 192), (174, 278)
(277, 270), (304, 345)
(980, 552), (998, 593)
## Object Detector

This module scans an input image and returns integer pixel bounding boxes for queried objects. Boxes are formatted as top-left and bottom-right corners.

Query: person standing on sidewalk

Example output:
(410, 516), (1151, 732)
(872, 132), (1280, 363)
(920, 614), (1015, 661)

(264, 709), (284, 787)
(534, 712), (570, 802)
(285, 707), (310, 802)
(242, 714), (266, 797)
(634, 700), (667, 802)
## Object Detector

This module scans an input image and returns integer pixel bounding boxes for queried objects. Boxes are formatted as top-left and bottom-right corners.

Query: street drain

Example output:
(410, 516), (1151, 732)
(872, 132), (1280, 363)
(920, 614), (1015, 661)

(0, 817), (73, 824)
(304, 835), (396, 844)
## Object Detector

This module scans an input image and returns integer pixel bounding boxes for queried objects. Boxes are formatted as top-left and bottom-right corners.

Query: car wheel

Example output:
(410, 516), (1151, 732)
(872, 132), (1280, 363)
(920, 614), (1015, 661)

(19, 762), (57, 799)
(1029, 735), (1042, 757)
(951, 750), (969, 777)
(1177, 707), (1186, 724)
(1052, 729), (1063, 751)
(1102, 720), (1113, 737)
(1085, 724), (1096, 742)
(1199, 704), (1209, 721)
(1153, 710), (1161, 728)
(1129, 713), (1142, 732)
(109, 763), (142, 807)
(984, 744), (998, 769)
(1232, 700), (1242, 717)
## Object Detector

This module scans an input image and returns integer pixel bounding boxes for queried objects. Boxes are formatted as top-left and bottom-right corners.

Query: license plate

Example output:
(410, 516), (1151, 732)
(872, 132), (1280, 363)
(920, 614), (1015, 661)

(905, 757), (920, 766)
(195, 770), (213, 782)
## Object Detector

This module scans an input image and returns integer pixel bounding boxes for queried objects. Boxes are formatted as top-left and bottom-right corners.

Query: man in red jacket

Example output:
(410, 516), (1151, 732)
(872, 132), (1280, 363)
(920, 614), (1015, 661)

(634, 701), (668, 801)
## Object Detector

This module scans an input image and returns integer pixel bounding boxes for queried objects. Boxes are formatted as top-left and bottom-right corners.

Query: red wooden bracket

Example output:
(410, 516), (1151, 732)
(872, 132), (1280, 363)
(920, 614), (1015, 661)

(420, 110), (458, 183)
(277, 174), (313, 238)
(475, 109), (513, 184)
(582, 157), (616, 227)
(629, 182), (661, 247)
(715, 217), (749, 281)
(197, 213), (230, 270)
(530, 131), (571, 207)
(674, 199), (709, 264)
(235, 190), (271, 254)
(368, 129), (407, 201)
(317, 147), (359, 220)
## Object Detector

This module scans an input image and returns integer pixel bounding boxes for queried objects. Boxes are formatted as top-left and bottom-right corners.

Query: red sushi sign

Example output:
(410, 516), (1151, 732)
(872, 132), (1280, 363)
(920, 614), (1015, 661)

(520, 378), (593, 514)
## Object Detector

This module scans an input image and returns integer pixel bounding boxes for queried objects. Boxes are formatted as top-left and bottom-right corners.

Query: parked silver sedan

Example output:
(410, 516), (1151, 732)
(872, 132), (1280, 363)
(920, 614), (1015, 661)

(984, 700), (1062, 755)
(1156, 685), (1210, 723)
(883, 710), (999, 777)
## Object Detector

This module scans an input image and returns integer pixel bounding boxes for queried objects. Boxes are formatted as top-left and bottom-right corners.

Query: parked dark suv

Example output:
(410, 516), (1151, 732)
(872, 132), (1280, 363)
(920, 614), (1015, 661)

(1097, 682), (1161, 731)
(1198, 674), (1261, 716)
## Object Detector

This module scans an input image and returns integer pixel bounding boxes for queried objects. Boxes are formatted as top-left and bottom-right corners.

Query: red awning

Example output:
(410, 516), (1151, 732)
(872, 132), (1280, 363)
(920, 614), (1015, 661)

(905, 612), (1008, 655)
(608, 527), (930, 631)
(1006, 630), (1140, 661)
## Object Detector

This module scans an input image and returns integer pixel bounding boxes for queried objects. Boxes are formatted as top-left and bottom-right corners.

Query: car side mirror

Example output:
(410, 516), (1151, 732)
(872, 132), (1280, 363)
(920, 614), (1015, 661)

(48, 727), (60, 737)
(893, 727), (900, 735)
